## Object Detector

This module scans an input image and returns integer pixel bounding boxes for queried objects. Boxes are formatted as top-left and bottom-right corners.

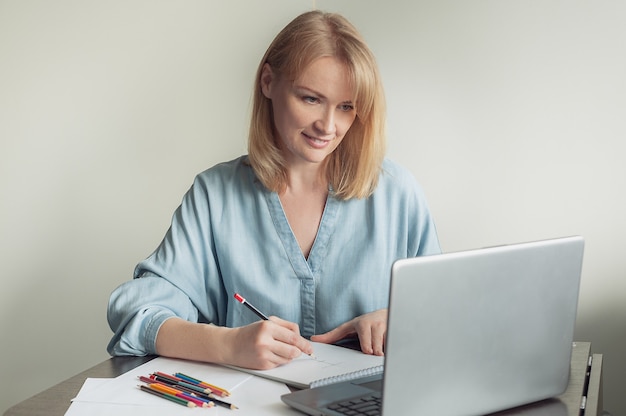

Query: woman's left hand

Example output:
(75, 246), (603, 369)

(310, 309), (387, 356)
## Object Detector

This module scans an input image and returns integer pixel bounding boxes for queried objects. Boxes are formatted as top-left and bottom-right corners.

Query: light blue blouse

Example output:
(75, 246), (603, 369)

(107, 156), (440, 356)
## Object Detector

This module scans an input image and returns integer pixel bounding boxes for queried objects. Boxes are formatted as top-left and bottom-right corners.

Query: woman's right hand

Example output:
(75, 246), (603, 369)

(156, 316), (313, 370)
(223, 316), (314, 370)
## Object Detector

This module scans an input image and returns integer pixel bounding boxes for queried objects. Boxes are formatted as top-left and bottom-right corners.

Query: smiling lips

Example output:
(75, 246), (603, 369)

(303, 132), (332, 148)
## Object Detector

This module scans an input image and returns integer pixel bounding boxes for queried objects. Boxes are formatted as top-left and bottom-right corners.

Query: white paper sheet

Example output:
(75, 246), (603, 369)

(66, 357), (302, 415)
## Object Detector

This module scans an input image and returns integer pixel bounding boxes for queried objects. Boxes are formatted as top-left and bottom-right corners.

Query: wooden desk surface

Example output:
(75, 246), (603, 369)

(3, 355), (156, 416)
(4, 342), (599, 416)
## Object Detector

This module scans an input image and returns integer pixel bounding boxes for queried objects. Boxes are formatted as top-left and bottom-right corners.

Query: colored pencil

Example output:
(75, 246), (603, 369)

(143, 375), (202, 396)
(175, 372), (232, 397)
(138, 384), (196, 408)
(152, 372), (212, 394)
(208, 393), (239, 410)
(148, 383), (211, 408)
(141, 375), (217, 406)
(147, 375), (198, 393)
(149, 374), (202, 397)
(153, 371), (184, 383)
(144, 371), (238, 409)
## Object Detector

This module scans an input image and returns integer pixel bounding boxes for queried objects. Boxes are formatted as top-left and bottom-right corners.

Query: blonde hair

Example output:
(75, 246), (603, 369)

(248, 10), (386, 200)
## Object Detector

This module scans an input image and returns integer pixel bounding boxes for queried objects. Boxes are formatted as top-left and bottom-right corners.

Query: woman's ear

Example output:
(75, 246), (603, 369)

(260, 63), (275, 99)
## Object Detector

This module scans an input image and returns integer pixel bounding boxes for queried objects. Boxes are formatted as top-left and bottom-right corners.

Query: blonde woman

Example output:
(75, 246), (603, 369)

(108, 10), (440, 370)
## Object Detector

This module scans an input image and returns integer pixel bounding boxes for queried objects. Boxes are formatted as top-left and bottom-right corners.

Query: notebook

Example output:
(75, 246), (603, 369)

(225, 341), (384, 390)
(281, 236), (585, 416)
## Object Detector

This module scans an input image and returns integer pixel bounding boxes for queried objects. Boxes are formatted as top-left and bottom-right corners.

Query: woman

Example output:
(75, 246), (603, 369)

(107, 10), (440, 370)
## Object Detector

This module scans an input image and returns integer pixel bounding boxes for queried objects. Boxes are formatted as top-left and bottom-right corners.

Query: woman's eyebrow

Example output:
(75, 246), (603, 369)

(294, 85), (354, 105)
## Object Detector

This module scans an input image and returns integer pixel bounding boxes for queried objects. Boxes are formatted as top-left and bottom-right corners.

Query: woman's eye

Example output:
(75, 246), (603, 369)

(339, 104), (355, 112)
(303, 96), (318, 104)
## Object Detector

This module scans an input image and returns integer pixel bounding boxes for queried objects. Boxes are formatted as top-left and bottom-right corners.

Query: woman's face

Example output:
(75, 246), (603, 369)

(261, 56), (357, 168)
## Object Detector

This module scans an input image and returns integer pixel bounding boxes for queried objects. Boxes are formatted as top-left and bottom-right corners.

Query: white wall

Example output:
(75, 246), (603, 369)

(1, 1), (624, 414)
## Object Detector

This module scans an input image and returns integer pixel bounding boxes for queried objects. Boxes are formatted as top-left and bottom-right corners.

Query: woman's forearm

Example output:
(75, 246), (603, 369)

(155, 317), (233, 364)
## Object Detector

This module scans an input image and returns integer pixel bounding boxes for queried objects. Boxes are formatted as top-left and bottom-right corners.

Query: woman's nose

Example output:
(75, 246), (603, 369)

(314, 108), (336, 136)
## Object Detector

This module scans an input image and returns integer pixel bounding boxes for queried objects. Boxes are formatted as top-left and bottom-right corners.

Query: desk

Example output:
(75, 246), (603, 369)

(4, 342), (603, 416)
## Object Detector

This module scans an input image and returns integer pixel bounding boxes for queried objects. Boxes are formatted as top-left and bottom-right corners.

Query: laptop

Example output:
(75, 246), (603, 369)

(282, 236), (584, 416)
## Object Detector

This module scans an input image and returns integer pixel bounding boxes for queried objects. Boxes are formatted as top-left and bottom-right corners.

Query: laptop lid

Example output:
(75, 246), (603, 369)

(382, 236), (584, 416)
(281, 236), (584, 416)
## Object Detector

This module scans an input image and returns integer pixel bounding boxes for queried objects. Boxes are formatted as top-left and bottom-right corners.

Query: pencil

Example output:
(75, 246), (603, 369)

(144, 375), (205, 397)
(152, 372), (213, 394)
(145, 372), (238, 409)
(148, 383), (211, 408)
(233, 292), (316, 358)
(149, 373), (208, 397)
(234, 293), (269, 320)
(175, 372), (232, 397)
(209, 393), (239, 410)
(138, 384), (196, 408)
(146, 375), (220, 406)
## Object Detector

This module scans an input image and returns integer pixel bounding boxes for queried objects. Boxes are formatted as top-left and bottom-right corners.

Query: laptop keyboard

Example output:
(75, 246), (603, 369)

(325, 393), (382, 416)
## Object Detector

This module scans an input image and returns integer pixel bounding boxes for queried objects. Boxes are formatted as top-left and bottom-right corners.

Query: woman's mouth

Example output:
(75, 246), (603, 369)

(303, 132), (331, 148)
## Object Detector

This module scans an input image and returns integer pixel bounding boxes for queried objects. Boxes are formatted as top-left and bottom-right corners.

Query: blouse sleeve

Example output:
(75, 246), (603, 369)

(107, 173), (225, 356)
(106, 276), (198, 355)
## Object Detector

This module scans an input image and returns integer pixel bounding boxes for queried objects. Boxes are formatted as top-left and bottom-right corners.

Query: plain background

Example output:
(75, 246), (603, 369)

(1, 0), (624, 414)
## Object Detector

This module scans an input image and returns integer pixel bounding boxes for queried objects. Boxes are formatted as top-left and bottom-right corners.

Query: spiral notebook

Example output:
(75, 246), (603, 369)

(225, 341), (384, 389)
